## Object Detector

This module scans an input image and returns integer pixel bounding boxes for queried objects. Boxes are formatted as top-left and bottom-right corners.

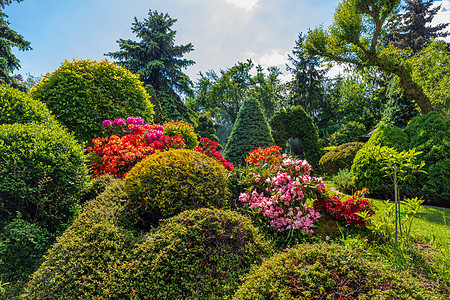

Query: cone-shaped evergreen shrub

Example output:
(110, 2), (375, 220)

(224, 97), (274, 166)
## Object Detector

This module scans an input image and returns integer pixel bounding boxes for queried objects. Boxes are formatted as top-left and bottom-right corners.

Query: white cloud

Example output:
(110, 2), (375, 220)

(225, 0), (258, 11)
(246, 49), (291, 81)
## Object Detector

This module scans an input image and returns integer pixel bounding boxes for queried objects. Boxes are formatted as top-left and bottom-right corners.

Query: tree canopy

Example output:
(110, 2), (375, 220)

(303, 0), (434, 114)
(106, 10), (195, 124)
(0, 0), (31, 88)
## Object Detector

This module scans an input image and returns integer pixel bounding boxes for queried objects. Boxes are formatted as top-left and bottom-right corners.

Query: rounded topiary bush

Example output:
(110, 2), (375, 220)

(123, 208), (274, 299)
(80, 174), (121, 204)
(232, 243), (443, 300)
(30, 59), (154, 144)
(0, 84), (57, 126)
(124, 149), (228, 226)
(404, 111), (450, 204)
(351, 126), (407, 198)
(22, 179), (136, 300)
(319, 142), (364, 173)
(0, 122), (88, 233)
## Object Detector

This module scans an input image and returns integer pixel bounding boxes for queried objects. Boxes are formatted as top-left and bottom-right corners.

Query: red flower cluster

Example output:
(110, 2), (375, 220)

(245, 146), (283, 165)
(87, 125), (186, 179)
(194, 138), (234, 171)
(314, 188), (375, 226)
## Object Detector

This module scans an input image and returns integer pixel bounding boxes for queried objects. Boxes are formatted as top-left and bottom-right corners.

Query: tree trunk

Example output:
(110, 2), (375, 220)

(398, 74), (433, 114)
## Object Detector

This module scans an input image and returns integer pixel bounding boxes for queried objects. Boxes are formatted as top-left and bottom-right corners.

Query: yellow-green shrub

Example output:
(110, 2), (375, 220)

(233, 243), (444, 299)
(319, 142), (364, 173)
(123, 208), (274, 299)
(22, 179), (136, 299)
(124, 149), (227, 226)
(163, 119), (198, 149)
(31, 59), (154, 144)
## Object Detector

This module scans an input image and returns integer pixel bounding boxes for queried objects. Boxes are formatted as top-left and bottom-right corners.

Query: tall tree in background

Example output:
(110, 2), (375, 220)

(0, 0), (31, 89)
(286, 33), (326, 118)
(106, 10), (195, 124)
(387, 0), (449, 54)
(303, 0), (434, 114)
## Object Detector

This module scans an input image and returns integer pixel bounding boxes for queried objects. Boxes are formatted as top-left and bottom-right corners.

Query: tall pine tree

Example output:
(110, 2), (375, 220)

(387, 0), (449, 54)
(286, 33), (326, 119)
(0, 0), (31, 89)
(106, 10), (195, 124)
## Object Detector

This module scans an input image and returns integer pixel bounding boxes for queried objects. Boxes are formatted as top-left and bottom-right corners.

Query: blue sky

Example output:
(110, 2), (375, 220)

(5, 0), (450, 83)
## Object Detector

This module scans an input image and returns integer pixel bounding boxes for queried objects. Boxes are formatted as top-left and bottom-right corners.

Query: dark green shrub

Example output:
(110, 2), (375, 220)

(351, 126), (407, 198)
(163, 119), (198, 149)
(224, 97), (274, 166)
(404, 112), (450, 204)
(269, 105), (321, 169)
(124, 149), (228, 227)
(0, 123), (88, 234)
(124, 208), (274, 299)
(0, 84), (56, 126)
(30, 59), (154, 144)
(195, 114), (221, 150)
(319, 142), (364, 173)
(329, 120), (367, 146)
(22, 180), (136, 300)
(80, 174), (120, 204)
(232, 243), (443, 299)
(382, 80), (419, 129)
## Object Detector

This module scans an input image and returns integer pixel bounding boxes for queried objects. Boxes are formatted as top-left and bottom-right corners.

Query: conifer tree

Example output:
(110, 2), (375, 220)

(387, 0), (449, 54)
(224, 97), (274, 166)
(106, 10), (195, 124)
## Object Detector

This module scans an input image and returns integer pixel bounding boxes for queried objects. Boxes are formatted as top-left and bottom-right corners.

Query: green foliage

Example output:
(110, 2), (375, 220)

(195, 114), (221, 149)
(351, 125), (407, 198)
(124, 149), (228, 227)
(404, 111), (450, 204)
(329, 121), (366, 146)
(80, 174), (119, 204)
(0, 0), (31, 88)
(0, 216), (50, 286)
(319, 142), (364, 173)
(163, 119), (198, 149)
(381, 79), (419, 128)
(332, 168), (356, 195)
(224, 97), (274, 166)
(106, 10), (195, 124)
(30, 59), (154, 144)
(123, 208), (274, 299)
(269, 105), (321, 168)
(22, 179), (137, 300)
(304, 0), (434, 114)
(0, 84), (57, 125)
(232, 242), (444, 299)
(0, 122), (88, 234)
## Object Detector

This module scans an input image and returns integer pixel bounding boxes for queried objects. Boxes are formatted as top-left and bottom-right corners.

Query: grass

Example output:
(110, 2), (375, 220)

(324, 180), (450, 286)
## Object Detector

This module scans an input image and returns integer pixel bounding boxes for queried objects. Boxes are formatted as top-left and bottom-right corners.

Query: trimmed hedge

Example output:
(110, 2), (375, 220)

(163, 119), (198, 149)
(224, 97), (274, 166)
(269, 105), (321, 169)
(31, 59), (154, 144)
(124, 149), (228, 227)
(124, 208), (274, 299)
(319, 142), (364, 173)
(0, 84), (57, 126)
(233, 243), (444, 299)
(0, 122), (88, 234)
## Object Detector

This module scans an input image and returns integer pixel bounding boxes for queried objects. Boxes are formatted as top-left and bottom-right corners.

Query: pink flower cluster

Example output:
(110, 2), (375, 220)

(144, 125), (164, 144)
(194, 137), (234, 171)
(239, 156), (323, 234)
(102, 117), (151, 136)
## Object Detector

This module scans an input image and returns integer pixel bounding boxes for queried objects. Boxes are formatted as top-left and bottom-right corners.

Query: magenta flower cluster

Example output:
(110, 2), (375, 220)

(102, 116), (151, 135)
(144, 125), (164, 144)
(239, 156), (323, 234)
